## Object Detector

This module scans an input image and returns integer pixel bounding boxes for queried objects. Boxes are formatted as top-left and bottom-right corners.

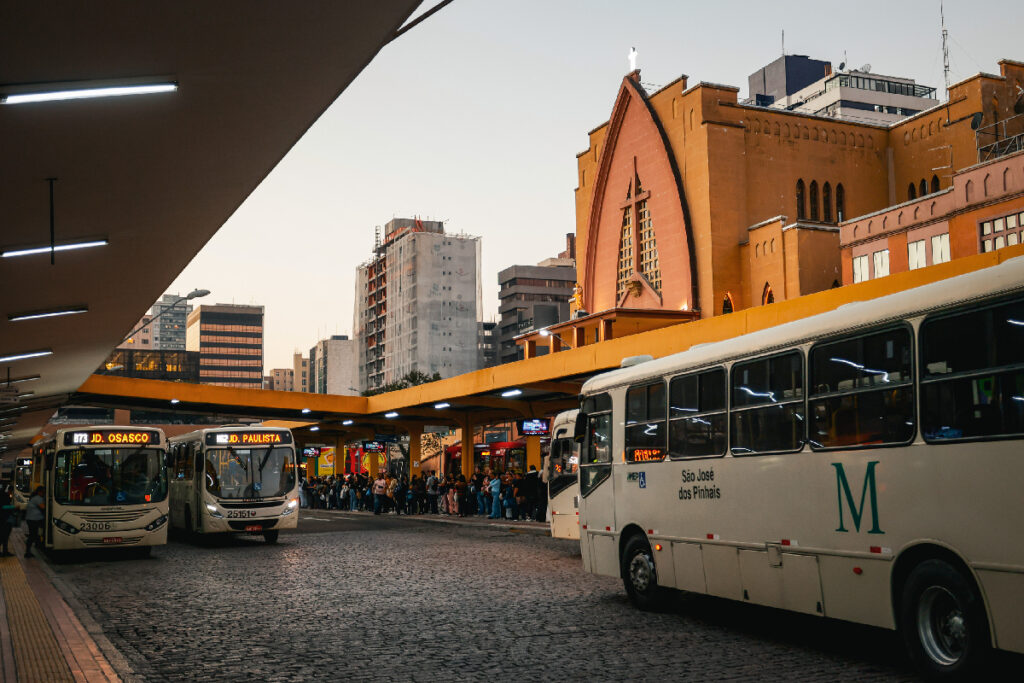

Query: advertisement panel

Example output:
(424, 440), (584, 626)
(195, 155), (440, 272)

(317, 447), (336, 475)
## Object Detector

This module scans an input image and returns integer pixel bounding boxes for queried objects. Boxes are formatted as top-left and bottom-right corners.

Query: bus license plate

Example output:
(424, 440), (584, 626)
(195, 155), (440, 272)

(103, 537), (123, 545)
(245, 525), (261, 532)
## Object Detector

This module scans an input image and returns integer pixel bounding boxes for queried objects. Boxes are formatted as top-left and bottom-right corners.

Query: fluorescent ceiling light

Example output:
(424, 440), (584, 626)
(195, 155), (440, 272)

(2, 239), (107, 258)
(342, 419), (354, 426)
(2, 82), (177, 105)
(301, 408), (311, 414)
(8, 305), (88, 322)
(501, 389), (522, 397)
(0, 349), (52, 363)
(310, 426), (320, 432)
(434, 402), (450, 409)
(170, 399), (180, 405)
(384, 412), (399, 418)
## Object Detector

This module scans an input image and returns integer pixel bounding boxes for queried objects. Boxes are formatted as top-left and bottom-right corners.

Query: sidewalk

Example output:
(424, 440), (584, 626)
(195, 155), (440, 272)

(308, 507), (553, 536)
(0, 530), (122, 682)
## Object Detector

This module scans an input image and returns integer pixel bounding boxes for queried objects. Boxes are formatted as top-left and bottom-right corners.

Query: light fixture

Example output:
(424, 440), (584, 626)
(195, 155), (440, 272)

(501, 389), (522, 398)
(170, 399), (180, 405)
(342, 419), (354, 426)
(310, 426), (320, 432)
(301, 408), (311, 414)
(539, 329), (551, 337)
(384, 412), (399, 419)
(1, 79), (177, 105)
(8, 305), (88, 322)
(434, 402), (450, 409)
(0, 349), (52, 363)
(2, 239), (108, 258)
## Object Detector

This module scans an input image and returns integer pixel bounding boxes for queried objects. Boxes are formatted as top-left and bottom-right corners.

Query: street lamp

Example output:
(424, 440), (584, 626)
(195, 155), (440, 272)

(120, 288), (210, 344)
(539, 328), (574, 349)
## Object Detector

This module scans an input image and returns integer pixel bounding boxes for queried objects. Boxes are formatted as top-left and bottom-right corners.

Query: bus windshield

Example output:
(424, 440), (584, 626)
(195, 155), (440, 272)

(205, 447), (295, 499)
(54, 448), (168, 506)
(15, 466), (32, 493)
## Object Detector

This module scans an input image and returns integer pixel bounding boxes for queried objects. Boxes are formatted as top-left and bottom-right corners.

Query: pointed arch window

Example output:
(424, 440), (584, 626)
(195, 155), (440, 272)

(836, 184), (845, 222)
(722, 294), (734, 314)
(823, 182), (833, 223)
(762, 283), (775, 305)
(908, 183), (917, 201)
(796, 180), (806, 220)
(809, 181), (819, 221)
(920, 179), (928, 197)
(616, 168), (662, 299)
(931, 175), (940, 193)
(616, 205), (634, 300)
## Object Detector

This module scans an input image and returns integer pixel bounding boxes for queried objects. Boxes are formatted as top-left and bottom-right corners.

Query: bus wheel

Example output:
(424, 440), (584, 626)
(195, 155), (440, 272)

(263, 529), (279, 544)
(621, 535), (663, 610)
(184, 507), (194, 539)
(900, 559), (990, 679)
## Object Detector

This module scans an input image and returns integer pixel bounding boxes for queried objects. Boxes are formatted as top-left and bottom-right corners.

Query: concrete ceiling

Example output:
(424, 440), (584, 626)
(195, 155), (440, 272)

(0, 1), (423, 454)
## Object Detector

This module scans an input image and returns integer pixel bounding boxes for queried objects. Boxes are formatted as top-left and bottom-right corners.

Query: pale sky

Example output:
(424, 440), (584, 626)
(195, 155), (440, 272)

(168, 0), (1023, 371)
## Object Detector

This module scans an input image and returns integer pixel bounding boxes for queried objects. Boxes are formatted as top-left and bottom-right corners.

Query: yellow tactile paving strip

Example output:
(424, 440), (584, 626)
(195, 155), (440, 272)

(0, 555), (75, 682)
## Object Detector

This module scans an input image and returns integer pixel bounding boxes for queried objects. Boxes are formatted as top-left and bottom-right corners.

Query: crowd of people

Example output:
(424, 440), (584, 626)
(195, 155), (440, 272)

(299, 465), (546, 522)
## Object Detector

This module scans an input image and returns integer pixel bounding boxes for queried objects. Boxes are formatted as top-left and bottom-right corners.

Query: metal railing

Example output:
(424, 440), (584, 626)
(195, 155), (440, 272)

(977, 113), (1024, 163)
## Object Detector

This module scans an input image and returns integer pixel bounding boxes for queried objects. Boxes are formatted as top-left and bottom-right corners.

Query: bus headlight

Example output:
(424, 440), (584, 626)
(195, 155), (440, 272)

(281, 498), (299, 516)
(145, 515), (168, 531)
(53, 518), (79, 534)
(205, 503), (223, 518)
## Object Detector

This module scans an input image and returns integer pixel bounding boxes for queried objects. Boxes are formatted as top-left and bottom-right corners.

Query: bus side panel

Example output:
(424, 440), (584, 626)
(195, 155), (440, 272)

(589, 533), (619, 578)
(818, 555), (893, 629)
(702, 545), (743, 600)
(976, 570), (1024, 654)
(671, 542), (707, 593)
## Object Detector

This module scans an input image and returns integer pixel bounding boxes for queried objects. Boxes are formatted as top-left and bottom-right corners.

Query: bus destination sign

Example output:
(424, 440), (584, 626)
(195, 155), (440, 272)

(63, 430), (160, 446)
(628, 447), (665, 462)
(205, 431), (293, 446)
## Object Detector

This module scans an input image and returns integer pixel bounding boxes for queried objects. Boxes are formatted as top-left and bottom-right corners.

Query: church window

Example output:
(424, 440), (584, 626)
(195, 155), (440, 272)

(823, 182), (833, 223)
(722, 294), (734, 314)
(637, 199), (662, 294)
(616, 168), (662, 299)
(908, 182), (917, 201)
(809, 181), (819, 221)
(762, 283), (775, 305)
(920, 179), (928, 197)
(836, 184), (845, 222)
(930, 175), (939, 193)
(616, 206), (634, 300)
(796, 180), (806, 220)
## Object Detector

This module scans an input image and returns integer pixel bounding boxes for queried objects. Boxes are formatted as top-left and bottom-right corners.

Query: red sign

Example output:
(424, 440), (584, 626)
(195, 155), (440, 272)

(245, 525), (261, 532)
(102, 537), (123, 544)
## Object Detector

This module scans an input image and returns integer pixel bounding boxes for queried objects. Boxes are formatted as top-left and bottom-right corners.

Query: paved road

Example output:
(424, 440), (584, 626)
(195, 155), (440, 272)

(37, 513), (1011, 681)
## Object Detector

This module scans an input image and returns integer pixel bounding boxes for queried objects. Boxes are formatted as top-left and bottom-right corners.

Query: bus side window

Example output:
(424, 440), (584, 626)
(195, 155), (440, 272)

(730, 351), (805, 455)
(625, 382), (667, 461)
(188, 445), (198, 480)
(669, 367), (727, 458)
(920, 296), (1024, 441)
(808, 326), (914, 449)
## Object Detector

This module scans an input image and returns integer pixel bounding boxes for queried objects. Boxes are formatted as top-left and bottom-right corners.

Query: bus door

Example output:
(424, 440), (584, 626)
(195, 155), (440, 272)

(44, 448), (54, 547)
(578, 393), (617, 576)
(194, 446), (205, 531)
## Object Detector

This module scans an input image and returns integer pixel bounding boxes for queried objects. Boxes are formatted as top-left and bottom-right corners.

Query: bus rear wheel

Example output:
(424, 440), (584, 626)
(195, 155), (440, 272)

(900, 559), (989, 680)
(621, 534), (665, 611)
(263, 529), (279, 544)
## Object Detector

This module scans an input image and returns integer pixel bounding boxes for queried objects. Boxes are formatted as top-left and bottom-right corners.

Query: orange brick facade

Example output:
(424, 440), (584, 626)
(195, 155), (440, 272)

(574, 59), (1024, 321)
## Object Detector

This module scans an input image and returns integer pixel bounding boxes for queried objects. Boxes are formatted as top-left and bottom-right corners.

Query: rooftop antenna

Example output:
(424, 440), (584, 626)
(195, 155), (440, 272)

(941, 0), (951, 121)
(781, 29), (784, 56)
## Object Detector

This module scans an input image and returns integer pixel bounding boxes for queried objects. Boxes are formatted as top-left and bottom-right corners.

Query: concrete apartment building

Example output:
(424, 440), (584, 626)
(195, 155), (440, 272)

(186, 303), (264, 389)
(150, 294), (192, 350)
(748, 54), (938, 125)
(267, 368), (294, 391)
(293, 353), (309, 392)
(309, 335), (358, 395)
(497, 238), (576, 364)
(354, 218), (482, 392)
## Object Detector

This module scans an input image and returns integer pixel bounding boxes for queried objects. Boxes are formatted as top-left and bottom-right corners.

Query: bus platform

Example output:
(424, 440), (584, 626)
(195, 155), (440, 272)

(299, 507), (553, 536)
(0, 532), (121, 683)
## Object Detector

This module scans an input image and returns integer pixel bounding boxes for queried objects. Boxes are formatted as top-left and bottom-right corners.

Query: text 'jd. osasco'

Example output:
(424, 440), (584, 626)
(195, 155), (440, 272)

(679, 468), (720, 500)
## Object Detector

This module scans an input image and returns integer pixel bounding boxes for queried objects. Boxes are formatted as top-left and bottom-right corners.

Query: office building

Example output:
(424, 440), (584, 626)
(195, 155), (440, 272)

(309, 335), (358, 395)
(150, 294), (193, 350)
(266, 368), (294, 391)
(186, 303), (264, 388)
(293, 353), (309, 393)
(354, 218), (482, 392)
(478, 321), (498, 368)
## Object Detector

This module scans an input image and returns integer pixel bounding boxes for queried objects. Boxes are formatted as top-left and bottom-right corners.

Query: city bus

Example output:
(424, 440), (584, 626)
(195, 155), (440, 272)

(11, 455), (34, 521)
(168, 426), (298, 543)
(546, 410), (579, 540)
(575, 255), (1024, 679)
(31, 427), (169, 554)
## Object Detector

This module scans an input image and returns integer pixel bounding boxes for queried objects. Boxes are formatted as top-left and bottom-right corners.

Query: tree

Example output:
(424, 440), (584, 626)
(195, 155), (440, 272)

(362, 370), (442, 396)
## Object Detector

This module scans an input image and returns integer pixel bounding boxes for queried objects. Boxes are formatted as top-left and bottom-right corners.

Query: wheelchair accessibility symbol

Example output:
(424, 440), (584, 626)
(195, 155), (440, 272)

(638, 472), (647, 489)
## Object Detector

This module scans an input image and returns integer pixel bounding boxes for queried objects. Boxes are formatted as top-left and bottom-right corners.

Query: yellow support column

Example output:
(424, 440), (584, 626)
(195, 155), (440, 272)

(460, 417), (475, 481)
(407, 425), (422, 479)
(526, 434), (541, 472)
(368, 445), (379, 477)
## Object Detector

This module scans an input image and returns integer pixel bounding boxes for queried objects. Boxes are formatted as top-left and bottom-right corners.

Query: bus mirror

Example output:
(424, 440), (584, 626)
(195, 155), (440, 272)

(574, 413), (588, 443)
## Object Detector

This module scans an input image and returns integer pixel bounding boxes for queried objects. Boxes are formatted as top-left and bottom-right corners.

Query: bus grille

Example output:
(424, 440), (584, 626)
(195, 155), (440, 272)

(75, 509), (153, 523)
(80, 536), (142, 546)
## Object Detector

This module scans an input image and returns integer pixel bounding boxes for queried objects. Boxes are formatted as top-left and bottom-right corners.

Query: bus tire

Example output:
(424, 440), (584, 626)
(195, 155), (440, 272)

(263, 529), (279, 544)
(621, 534), (664, 611)
(900, 559), (990, 680)
(184, 507), (194, 539)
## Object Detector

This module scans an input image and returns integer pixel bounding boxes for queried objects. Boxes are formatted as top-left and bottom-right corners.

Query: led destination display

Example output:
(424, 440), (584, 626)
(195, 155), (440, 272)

(205, 431), (293, 446)
(62, 429), (160, 446)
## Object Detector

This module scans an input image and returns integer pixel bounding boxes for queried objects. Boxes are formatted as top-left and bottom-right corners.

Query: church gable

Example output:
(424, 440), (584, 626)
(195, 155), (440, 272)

(582, 72), (695, 315)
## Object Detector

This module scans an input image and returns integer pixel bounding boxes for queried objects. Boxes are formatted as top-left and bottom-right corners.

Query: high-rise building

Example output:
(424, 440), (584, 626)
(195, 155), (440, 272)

(116, 314), (153, 350)
(293, 353), (309, 393)
(150, 294), (193, 350)
(308, 335), (358, 395)
(354, 218), (482, 392)
(186, 303), (264, 388)
(748, 54), (938, 125)
(478, 321), (498, 368)
(497, 239), (576, 364)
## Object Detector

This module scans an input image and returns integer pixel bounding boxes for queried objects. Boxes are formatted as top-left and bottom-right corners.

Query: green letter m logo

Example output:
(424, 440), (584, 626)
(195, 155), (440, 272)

(832, 461), (884, 534)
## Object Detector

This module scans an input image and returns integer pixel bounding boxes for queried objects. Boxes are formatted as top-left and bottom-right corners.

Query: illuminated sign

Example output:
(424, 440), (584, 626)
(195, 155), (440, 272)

(518, 418), (550, 436)
(628, 447), (665, 462)
(17, 458), (32, 467)
(205, 431), (293, 446)
(362, 441), (386, 453)
(63, 430), (159, 446)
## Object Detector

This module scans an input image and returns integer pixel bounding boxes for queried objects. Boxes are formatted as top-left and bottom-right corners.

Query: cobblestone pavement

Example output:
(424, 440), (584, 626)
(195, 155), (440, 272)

(39, 517), (1010, 682)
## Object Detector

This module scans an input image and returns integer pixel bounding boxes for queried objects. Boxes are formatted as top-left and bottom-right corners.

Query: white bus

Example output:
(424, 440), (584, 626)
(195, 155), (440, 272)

(546, 410), (580, 540)
(33, 427), (169, 554)
(576, 255), (1024, 679)
(168, 426), (299, 543)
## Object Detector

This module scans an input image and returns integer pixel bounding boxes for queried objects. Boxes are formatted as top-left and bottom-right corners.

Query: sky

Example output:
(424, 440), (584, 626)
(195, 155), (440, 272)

(167, 0), (1023, 371)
